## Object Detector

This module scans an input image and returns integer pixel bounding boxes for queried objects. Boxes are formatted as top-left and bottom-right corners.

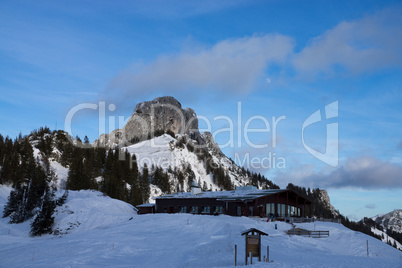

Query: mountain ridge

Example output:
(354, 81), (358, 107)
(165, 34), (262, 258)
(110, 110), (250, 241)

(371, 209), (402, 234)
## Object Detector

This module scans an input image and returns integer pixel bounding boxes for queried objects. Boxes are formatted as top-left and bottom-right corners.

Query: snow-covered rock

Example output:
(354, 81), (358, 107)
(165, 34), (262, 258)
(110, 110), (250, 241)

(372, 209), (402, 233)
(124, 134), (251, 201)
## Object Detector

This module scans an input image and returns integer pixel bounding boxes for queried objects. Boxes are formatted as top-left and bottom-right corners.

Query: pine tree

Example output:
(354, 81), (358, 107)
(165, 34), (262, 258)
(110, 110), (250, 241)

(129, 156), (142, 206)
(67, 148), (92, 190)
(84, 135), (90, 145)
(139, 164), (150, 203)
(2, 184), (23, 218)
(30, 188), (56, 236)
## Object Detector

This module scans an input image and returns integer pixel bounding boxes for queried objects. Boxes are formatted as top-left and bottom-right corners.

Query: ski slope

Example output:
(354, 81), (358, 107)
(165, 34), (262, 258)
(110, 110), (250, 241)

(371, 227), (402, 251)
(1, 187), (401, 267)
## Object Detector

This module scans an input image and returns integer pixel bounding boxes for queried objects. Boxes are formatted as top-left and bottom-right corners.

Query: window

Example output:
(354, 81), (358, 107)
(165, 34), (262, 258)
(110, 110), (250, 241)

(202, 206), (210, 214)
(237, 206), (242, 216)
(214, 206), (223, 214)
(280, 204), (285, 217)
(266, 203), (275, 216)
(179, 206), (187, 213)
(190, 206), (198, 213)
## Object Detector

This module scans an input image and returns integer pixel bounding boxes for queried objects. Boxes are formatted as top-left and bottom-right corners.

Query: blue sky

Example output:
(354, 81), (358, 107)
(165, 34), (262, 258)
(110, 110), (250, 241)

(1, 0), (401, 220)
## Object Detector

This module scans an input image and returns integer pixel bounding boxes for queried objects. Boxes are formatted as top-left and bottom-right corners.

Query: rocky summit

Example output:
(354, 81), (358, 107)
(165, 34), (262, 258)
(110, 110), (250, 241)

(94, 96), (200, 148)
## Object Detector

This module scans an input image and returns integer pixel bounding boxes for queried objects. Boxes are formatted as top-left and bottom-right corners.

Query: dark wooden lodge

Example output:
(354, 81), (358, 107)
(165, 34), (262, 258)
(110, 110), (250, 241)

(136, 203), (156, 214)
(154, 186), (312, 218)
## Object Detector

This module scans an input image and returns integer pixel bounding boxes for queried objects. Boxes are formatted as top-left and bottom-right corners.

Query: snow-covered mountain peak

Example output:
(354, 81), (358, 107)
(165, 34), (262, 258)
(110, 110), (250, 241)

(372, 209), (402, 233)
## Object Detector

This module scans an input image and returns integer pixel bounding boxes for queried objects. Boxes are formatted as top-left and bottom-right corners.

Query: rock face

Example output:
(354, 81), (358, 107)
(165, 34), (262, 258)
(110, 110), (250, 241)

(94, 97), (200, 148)
(201, 132), (223, 157)
(318, 189), (339, 217)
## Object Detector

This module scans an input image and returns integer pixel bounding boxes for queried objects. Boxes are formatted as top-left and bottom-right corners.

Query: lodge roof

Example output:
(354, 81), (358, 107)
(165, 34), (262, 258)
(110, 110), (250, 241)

(136, 203), (156, 208)
(154, 187), (311, 204)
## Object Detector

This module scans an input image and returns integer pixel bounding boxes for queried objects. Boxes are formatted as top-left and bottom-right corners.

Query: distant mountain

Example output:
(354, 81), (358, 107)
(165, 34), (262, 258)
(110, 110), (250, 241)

(355, 209), (402, 250)
(372, 209), (402, 234)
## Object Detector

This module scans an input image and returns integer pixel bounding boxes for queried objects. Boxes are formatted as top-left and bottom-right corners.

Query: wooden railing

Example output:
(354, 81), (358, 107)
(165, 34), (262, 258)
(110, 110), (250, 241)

(286, 228), (329, 238)
(284, 217), (341, 224)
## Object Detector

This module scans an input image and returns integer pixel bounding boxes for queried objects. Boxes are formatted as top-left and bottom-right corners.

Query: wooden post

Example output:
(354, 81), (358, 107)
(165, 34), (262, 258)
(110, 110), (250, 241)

(258, 234), (261, 262)
(235, 244), (237, 266)
(245, 237), (247, 266)
(250, 251), (252, 264)
(267, 245), (269, 262)
(367, 240), (369, 257)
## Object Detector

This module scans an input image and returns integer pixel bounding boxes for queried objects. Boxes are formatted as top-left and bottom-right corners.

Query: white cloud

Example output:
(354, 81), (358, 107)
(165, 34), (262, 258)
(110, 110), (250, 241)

(107, 34), (294, 100)
(292, 8), (402, 78)
(277, 156), (402, 189)
(107, 7), (402, 102)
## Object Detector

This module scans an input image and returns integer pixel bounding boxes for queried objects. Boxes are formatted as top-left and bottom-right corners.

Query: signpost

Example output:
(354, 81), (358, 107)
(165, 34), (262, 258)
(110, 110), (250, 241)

(241, 228), (268, 265)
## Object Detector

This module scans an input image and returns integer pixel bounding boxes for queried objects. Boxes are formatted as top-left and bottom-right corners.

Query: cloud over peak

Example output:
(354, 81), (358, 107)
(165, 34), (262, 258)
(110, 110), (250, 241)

(106, 7), (402, 101)
(107, 34), (294, 100)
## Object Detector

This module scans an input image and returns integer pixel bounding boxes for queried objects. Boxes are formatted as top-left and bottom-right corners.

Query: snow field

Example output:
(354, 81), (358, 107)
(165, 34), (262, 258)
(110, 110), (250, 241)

(52, 190), (138, 235)
(1, 188), (401, 267)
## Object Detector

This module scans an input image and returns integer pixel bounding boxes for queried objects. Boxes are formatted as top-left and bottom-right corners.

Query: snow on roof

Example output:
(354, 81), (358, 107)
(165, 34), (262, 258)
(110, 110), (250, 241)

(154, 188), (287, 201)
(136, 203), (156, 208)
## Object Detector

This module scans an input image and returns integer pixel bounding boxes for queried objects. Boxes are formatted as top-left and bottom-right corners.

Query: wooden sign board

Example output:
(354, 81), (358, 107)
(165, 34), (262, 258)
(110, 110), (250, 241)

(241, 228), (268, 264)
(246, 235), (260, 257)
(247, 237), (259, 245)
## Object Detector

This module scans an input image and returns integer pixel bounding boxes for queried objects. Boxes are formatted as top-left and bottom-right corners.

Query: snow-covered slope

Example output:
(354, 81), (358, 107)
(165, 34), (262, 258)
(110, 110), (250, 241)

(30, 131), (261, 203)
(124, 134), (251, 200)
(0, 187), (138, 236)
(371, 227), (402, 250)
(50, 160), (69, 189)
(1, 186), (401, 267)
(52, 190), (138, 235)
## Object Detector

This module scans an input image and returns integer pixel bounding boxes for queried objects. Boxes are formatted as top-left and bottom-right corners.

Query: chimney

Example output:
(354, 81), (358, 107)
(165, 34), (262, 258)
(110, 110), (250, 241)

(191, 187), (202, 195)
